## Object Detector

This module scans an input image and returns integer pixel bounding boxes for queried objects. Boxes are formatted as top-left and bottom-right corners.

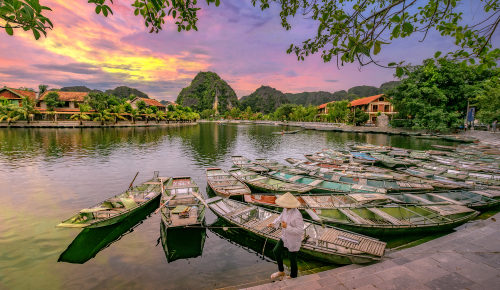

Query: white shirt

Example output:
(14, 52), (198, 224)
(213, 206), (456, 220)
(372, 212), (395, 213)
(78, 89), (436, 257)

(272, 208), (304, 252)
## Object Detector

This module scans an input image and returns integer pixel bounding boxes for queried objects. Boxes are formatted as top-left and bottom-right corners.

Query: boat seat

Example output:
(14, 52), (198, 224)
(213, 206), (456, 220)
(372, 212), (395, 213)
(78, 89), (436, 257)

(251, 214), (280, 231)
(288, 176), (302, 182)
(427, 193), (462, 205)
(367, 208), (413, 225)
(339, 209), (375, 224)
(225, 205), (253, 218)
(308, 180), (323, 187)
(403, 194), (433, 204)
(249, 177), (267, 182)
(330, 175), (341, 182)
(317, 228), (386, 257)
(167, 185), (198, 189)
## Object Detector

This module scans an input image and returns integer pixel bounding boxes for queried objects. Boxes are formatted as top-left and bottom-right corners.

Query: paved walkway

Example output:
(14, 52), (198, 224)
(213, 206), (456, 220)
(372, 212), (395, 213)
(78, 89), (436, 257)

(243, 213), (500, 290)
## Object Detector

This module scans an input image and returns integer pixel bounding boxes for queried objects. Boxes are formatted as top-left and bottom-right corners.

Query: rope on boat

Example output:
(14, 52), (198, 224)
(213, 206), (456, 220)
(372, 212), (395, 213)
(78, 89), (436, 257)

(262, 237), (268, 257)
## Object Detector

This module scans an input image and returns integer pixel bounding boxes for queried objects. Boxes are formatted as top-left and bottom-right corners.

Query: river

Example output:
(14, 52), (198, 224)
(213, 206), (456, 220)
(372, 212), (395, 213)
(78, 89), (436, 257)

(0, 123), (481, 289)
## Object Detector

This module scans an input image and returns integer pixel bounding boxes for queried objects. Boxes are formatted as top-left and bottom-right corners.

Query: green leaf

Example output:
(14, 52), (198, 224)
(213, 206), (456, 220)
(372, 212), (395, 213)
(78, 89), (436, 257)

(215, 0), (220, 7)
(103, 7), (108, 17)
(95, 5), (101, 14)
(173, 10), (176, 18)
(32, 28), (40, 40)
(390, 15), (401, 23)
(134, 8), (139, 16)
(388, 62), (397, 66)
(374, 42), (381, 55)
(434, 51), (441, 58)
(5, 23), (13, 36)
(396, 67), (404, 77)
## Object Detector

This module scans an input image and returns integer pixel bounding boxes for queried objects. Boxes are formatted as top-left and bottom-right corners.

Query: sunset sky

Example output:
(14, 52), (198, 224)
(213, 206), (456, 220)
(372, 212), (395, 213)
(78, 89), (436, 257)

(0, 1), (497, 102)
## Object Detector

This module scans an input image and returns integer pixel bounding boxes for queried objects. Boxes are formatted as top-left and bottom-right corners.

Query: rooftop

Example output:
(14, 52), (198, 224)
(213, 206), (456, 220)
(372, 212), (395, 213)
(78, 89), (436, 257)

(39, 91), (89, 102)
(351, 94), (385, 107)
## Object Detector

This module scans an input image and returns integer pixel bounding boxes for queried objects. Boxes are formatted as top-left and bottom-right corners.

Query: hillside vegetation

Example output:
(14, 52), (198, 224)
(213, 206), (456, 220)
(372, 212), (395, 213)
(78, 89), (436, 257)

(176, 72), (239, 113)
(239, 86), (289, 114)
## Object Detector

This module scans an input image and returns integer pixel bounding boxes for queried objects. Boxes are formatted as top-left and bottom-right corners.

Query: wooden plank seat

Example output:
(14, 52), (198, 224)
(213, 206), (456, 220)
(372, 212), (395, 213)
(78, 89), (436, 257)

(288, 176), (302, 182)
(318, 228), (386, 257)
(250, 214), (280, 231)
(237, 173), (258, 177)
(330, 175), (341, 182)
(424, 205), (474, 216)
(339, 209), (375, 224)
(167, 185), (199, 189)
(427, 193), (462, 205)
(224, 205), (253, 218)
(107, 198), (149, 203)
(302, 196), (320, 208)
(208, 173), (233, 176)
(226, 189), (249, 194)
(249, 177), (268, 182)
(308, 179), (323, 187)
(367, 208), (413, 225)
(403, 194), (433, 204)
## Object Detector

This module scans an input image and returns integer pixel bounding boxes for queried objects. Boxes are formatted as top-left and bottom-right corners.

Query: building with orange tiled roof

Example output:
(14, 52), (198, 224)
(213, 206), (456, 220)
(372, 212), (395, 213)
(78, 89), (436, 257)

(129, 97), (166, 112)
(317, 101), (335, 114)
(350, 94), (395, 123)
(36, 91), (93, 120)
(0, 87), (38, 107)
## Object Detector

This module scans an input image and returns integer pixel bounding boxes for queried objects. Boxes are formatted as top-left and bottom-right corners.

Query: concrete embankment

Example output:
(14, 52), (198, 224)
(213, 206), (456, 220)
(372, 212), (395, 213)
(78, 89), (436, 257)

(240, 213), (500, 290)
(0, 121), (197, 128)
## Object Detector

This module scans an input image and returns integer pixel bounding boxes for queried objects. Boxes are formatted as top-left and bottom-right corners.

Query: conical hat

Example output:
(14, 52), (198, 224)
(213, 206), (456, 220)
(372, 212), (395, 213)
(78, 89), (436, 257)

(275, 192), (301, 208)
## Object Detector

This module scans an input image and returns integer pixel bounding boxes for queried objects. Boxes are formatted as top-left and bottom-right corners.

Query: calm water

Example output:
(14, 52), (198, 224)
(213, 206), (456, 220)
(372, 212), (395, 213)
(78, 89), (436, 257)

(0, 124), (467, 289)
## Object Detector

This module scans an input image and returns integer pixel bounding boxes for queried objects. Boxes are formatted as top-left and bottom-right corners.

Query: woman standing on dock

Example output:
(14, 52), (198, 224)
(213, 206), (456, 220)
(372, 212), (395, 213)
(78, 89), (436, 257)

(267, 192), (304, 280)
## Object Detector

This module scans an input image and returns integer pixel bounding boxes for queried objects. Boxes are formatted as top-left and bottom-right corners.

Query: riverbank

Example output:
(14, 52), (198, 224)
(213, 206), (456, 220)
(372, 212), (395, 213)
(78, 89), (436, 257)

(242, 213), (500, 290)
(0, 120), (197, 128)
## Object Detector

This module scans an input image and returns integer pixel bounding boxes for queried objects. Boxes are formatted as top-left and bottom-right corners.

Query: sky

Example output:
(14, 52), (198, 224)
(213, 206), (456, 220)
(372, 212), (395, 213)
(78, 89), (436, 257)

(0, 1), (497, 102)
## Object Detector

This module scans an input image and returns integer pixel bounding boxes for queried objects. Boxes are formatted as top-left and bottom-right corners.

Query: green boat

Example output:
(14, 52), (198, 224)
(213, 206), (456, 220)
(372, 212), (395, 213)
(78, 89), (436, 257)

(305, 153), (346, 165)
(58, 193), (160, 263)
(160, 222), (206, 263)
(388, 190), (500, 210)
(370, 152), (411, 168)
(228, 168), (314, 194)
(205, 196), (387, 264)
(242, 194), (479, 237)
(311, 171), (434, 192)
(285, 157), (366, 173)
(160, 177), (206, 229)
(253, 158), (309, 175)
(268, 170), (386, 193)
(206, 168), (251, 199)
(409, 150), (429, 160)
(231, 156), (269, 172)
(398, 168), (474, 188)
(57, 172), (165, 228)
(385, 171), (463, 190)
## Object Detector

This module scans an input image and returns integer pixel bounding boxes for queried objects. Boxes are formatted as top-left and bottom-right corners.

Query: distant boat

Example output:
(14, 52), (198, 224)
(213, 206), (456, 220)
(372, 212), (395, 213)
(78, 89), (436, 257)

(57, 172), (165, 228)
(272, 130), (300, 134)
(253, 158), (309, 175)
(205, 196), (387, 264)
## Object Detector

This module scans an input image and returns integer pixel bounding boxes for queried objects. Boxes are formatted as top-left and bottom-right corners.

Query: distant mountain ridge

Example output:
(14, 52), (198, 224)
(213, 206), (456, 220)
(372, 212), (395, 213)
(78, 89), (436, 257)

(240, 86), (289, 114)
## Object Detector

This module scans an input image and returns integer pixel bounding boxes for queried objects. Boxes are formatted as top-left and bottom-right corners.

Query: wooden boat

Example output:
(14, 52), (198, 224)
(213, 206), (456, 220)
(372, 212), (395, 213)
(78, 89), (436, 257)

(442, 136), (477, 143)
(385, 171), (464, 190)
(305, 153), (345, 165)
(229, 168), (313, 194)
(415, 134), (444, 140)
(269, 170), (386, 193)
(243, 194), (479, 237)
(350, 151), (378, 164)
(57, 172), (165, 228)
(160, 222), (206, 263)
(231, 156), (268, 172)
(398, 168), (474, 188)
(253, 158), (309, 175)
(285, 158), (366, 172)
(349, 144), (391, 153)
(160, 177), (206, 229)
(370, 153), (410, 168)
(206, 168), (251, 199)
(426, 150), (449, 156)
(205, 196), (387, 264)
(388, 150), (410, 157)
(321, 149), (352, 159)
(272, 130), (300, 134)
(388, 190), (500, 210)
(311, 171), (434, 192)
(409, 150), (429, 160)
(58, 194), (160, 263)
(432, 145), (457, 151)
(313, 170), (395, 181)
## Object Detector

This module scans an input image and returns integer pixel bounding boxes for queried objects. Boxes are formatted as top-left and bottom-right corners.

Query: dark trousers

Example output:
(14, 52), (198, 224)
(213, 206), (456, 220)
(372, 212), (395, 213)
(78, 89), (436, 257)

(273, 239), (298, 278)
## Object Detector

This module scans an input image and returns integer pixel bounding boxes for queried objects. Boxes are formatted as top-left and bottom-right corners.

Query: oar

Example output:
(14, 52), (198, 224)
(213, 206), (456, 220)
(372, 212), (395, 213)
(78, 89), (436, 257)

(129, 172), (140, 189)
(154, 194), (176, 214)
(191, 191), (210, 208)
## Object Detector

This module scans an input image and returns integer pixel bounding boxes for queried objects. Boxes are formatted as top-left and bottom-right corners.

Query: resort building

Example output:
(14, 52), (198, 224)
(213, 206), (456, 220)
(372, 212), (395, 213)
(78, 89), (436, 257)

(37, 91), (92, 120)
(0, 87), (37, 106)
(317, 94), (396, 124)
(350, 94), (396, 123)
(129, 97), (166, 112)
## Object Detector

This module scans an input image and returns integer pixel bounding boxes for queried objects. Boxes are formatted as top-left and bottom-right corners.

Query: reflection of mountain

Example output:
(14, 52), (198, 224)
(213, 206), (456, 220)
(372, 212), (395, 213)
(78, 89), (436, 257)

(160, 222), (206, 263)
(177, 123), (239, 166)
(58, 197), (160, 264)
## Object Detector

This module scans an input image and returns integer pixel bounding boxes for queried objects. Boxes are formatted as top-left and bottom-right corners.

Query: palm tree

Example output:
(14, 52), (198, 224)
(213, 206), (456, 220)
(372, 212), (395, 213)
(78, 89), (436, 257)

(70, 104), (91, 125)
(93, 110), (113, 125)
(144, 108), (155, 124)
(109, 104), (127, 124)
(155, 111), (166, 123)
(18, 96), (38, 124)
(0, 99), (21, 125)
(130, 108), (142, 124)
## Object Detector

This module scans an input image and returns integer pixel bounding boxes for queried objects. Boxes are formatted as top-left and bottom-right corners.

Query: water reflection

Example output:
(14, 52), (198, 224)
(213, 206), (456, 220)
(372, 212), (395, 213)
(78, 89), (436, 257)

(160, 223), (207, 263)
(58, 196), (160, 264)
